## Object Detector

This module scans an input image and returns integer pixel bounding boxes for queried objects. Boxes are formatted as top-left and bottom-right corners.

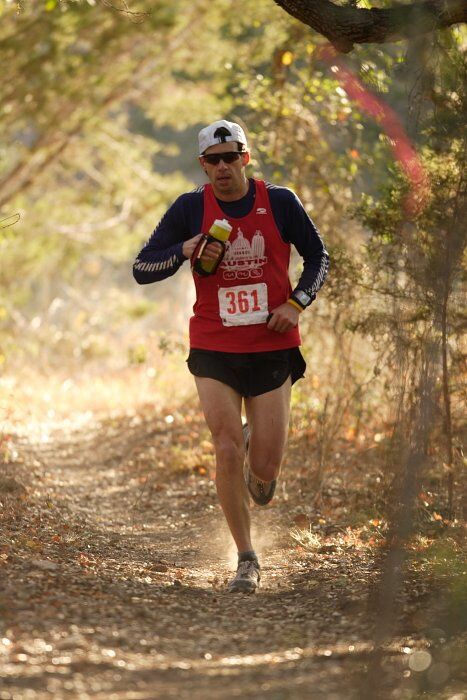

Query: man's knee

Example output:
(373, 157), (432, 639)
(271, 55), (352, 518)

(248, 430), (286, 482)
(212, 432), (244, 472)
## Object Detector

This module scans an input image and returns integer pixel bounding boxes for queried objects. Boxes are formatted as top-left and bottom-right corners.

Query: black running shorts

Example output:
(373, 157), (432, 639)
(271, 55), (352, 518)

(187, 347), (306, 398)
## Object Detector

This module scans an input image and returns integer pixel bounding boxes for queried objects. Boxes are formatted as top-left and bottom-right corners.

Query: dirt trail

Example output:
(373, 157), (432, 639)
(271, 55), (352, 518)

(0, 410), (460, 699)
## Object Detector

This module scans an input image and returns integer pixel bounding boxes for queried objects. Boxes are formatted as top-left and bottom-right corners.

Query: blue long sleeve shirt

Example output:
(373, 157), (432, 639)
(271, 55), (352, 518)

(133, 179), (329, 302)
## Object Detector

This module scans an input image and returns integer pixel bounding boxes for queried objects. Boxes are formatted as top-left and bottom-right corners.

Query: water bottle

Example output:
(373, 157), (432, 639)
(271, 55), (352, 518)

(192, 218), (233, 276)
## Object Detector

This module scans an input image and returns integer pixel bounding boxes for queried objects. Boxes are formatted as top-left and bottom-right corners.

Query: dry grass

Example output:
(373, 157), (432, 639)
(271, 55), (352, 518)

(290, 527), (321, 550)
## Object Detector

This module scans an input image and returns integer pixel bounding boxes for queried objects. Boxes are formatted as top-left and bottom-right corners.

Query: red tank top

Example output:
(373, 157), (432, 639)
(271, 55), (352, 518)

(189, 179), (301, 352)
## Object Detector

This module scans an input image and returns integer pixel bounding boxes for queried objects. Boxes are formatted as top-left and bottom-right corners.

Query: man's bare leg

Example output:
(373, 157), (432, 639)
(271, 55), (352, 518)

(194, 377), (252, 553)
(245, 377), (292, 484)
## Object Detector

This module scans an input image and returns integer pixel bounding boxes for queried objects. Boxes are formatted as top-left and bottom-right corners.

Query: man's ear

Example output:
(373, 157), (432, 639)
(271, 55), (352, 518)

(198, 157), (208, 174)
(242, 151), (250, 165)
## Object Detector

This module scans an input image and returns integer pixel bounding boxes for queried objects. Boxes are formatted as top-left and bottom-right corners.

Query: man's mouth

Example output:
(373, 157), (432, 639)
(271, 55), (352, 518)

(217, 175), (231, 183)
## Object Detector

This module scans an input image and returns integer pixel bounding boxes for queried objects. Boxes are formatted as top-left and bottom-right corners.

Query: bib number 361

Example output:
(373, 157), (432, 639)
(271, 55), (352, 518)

(218, 283), (268, 327)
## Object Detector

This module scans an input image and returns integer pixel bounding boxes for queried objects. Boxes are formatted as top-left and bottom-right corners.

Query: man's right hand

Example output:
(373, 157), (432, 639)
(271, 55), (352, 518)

(183, 234), (224, 262)
(182, 233), (204, 259)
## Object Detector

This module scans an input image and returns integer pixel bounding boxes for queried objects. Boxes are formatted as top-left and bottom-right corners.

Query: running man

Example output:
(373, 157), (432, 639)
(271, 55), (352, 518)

(133, 120), (329, 593)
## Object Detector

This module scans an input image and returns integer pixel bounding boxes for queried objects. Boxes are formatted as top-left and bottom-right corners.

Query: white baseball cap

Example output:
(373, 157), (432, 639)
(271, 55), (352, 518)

(198, 119), (248, 155)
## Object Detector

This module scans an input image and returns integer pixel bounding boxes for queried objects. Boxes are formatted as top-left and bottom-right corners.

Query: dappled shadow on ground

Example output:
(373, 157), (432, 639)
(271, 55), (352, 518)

(1, 409), (465, 699)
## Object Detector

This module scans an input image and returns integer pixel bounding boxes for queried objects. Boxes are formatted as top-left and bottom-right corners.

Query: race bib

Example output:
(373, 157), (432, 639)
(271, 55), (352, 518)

(218, 283), (268, 327)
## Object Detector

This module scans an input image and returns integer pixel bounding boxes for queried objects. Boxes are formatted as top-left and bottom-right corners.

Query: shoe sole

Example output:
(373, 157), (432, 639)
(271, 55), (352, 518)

(228, 581), (259, 593)
(247, 475), (277, 506)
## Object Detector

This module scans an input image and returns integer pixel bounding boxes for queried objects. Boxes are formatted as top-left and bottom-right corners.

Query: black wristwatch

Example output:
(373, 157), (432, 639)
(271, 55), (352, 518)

(290, 290), (313, 310)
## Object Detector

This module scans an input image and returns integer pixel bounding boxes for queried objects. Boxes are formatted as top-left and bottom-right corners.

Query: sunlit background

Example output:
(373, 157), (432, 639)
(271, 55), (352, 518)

(1, 0), (464, 435)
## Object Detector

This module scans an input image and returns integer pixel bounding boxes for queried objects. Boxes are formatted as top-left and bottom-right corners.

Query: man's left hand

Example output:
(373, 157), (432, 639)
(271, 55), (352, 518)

(267, 303), (300, 333)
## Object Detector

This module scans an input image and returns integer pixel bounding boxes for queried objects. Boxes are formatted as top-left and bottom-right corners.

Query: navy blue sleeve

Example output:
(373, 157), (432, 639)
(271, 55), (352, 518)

(133, 191), (203, 284)
(267, 184), (329, 302)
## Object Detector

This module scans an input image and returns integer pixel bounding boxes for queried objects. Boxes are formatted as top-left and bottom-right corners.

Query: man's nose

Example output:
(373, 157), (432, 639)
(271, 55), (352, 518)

(217, 158), (228, 169)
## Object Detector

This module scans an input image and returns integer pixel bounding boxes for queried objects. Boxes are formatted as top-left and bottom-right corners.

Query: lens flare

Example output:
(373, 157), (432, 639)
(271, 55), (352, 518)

(318, 44), (430, 217)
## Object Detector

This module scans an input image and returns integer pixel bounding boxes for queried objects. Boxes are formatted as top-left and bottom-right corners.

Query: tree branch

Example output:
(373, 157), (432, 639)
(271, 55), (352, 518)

(0, 13), (199, 211)
(52, 198), (133, 243)
(273, 0), (467, 52)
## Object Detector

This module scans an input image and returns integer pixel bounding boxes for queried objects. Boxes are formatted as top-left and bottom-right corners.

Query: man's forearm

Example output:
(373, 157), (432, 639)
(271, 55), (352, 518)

(133, 242), (185, 284)
(295, 249), (330, 302)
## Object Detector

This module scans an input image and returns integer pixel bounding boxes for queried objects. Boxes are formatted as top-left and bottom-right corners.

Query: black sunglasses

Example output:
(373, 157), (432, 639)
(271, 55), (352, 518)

(202, 151), (244, 165)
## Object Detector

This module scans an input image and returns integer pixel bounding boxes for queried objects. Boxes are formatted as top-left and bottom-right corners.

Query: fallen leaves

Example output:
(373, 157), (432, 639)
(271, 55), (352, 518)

(0, 398), (463, 700)
(292, 513), (310, 529)
(31, 558), (59, 572)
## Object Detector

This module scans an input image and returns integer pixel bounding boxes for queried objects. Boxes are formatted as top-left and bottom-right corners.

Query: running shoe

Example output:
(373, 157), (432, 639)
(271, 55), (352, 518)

(243, 423), (277, 506)
(228, 559), (261, 593)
